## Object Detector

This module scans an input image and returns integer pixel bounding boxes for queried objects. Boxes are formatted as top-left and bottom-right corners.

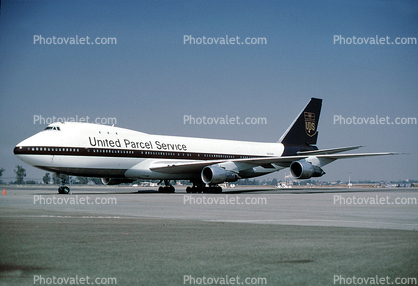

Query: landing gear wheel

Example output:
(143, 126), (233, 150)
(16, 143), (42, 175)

(189, 180), (206, 193)
(158, 181), (175, 193)
(57, 173), (71, 194)
(58, 186), (70, 194)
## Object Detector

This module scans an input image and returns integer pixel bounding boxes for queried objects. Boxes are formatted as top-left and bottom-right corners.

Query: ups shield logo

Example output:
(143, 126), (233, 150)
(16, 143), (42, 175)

(304, 112), (317, 137)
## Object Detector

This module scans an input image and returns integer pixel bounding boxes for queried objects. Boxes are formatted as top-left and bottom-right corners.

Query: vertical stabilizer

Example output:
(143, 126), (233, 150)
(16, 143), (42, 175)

(279, 98), (322, 146)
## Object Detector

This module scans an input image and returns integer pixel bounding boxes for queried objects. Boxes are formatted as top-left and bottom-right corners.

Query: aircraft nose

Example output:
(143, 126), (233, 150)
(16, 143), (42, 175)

(14, 145), (23, 155)
(14, 136), (37, 155)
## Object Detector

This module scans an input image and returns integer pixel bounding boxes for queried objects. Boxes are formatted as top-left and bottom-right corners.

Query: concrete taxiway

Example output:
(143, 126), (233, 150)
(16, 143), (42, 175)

(1, 185), (417, 285)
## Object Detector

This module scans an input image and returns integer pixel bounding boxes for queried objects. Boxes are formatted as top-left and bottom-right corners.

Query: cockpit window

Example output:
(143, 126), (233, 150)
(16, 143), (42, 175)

(44, 126), (61, 131)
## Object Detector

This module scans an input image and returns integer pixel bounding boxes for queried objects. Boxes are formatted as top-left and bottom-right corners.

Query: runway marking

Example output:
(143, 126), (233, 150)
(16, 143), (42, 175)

(2, 215), (416, 227)
(0, 215), (124, 219)
(204, 219), (418, 227)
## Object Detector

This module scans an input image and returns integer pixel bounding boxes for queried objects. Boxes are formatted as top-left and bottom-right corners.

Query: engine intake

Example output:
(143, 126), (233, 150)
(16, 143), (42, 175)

(101, 178), (134, 185)
(290, 160), (325, 179)
(201, 166), (239, 185)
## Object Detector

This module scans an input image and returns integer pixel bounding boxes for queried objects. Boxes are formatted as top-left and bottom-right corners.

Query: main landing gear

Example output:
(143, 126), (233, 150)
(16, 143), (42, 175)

(158, 180), (175, 193)
(186, 181), (223, 193)
(57, 174), (71, 194)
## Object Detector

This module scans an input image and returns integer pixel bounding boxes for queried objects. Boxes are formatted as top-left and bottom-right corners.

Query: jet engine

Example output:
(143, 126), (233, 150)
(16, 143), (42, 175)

(101, 178), (134, 185)
(290, 159), (325, 179)
(201, 166), (239, 185)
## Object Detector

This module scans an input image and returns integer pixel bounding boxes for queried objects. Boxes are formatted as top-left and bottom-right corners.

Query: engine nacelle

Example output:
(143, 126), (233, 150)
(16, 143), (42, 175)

(101, 178), (134, 185)
(201, 166), (239, 185)
(290, 160), (325, 179)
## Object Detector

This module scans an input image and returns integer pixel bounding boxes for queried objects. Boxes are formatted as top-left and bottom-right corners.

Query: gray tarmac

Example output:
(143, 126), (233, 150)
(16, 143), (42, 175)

(1, 185), (417, 285)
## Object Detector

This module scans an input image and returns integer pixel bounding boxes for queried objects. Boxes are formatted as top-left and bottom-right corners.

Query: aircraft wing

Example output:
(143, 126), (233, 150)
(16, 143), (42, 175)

(149, 152), (398, 174)
(149, 156), (305, 174)
(314, 152), (399, 160)
(297, 145), (363, 155)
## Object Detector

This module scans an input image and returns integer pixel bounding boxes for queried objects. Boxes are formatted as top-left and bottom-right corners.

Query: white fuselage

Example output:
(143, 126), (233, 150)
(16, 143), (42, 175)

(14, 122), (285, 180)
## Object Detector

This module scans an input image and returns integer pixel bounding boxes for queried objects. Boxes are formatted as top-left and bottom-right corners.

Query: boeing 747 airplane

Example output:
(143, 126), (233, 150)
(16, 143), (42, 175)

(14, 98), (396, 194)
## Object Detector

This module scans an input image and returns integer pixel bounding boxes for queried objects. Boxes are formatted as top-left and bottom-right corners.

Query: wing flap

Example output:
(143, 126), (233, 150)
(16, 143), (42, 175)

(297, 145), (363, 155)
(315, 152), (399, 160)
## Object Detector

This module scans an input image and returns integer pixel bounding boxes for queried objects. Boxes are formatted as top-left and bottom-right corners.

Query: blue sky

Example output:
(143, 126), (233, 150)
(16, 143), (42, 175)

(1, 0), (417, 182)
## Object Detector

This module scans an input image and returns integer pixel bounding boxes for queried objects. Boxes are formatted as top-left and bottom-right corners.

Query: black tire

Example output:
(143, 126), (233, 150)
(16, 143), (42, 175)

(58, 186), (70, 194)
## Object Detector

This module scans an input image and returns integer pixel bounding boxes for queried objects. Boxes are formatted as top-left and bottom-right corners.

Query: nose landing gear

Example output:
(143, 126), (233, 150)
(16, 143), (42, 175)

(58, 186), (70, 194)
(57, 174), (71, 194)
